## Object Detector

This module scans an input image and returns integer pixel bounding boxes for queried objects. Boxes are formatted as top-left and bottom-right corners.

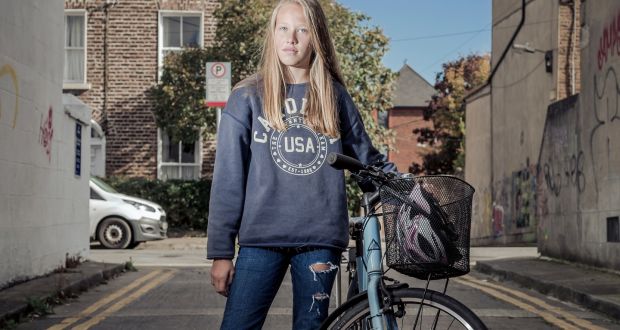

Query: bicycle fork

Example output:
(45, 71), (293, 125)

(360, 191), (391, 330)
(364, 214), (387, 330)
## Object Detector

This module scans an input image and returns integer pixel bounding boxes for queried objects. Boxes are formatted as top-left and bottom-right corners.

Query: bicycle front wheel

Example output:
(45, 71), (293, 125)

(327, 288), (487, 330)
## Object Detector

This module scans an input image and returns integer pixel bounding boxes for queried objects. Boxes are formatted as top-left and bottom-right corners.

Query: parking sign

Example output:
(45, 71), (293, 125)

(206, 62), (231, 107)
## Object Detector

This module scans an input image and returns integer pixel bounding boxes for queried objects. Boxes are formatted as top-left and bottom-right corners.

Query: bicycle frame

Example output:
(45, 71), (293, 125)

(348, 190), (392, 330)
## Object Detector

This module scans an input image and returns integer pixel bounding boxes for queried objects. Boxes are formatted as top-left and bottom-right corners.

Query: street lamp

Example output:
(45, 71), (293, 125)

(513, 43), (553, 73)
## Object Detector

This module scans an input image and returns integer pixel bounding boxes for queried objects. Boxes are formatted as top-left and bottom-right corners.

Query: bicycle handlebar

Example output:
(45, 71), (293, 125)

(327, 152), (396, 188)
(327, 153), (367, 172)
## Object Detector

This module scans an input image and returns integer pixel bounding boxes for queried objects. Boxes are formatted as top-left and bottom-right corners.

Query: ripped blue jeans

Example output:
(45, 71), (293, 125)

(220, 246), (341, 330)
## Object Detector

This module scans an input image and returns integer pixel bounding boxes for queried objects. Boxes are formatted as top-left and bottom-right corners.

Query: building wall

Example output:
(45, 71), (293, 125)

(0, 0), (90, 287)
(467, 0), (582, 245)
(479, 0), (557, 244)
(537, 1), (620, 269)
(64, 0), (219, 178)
(387, 107), (430, 172)
(464, 86), (493, 244)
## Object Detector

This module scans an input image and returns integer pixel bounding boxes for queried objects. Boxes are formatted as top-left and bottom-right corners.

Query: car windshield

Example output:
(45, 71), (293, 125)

(91, 176), (119, 194)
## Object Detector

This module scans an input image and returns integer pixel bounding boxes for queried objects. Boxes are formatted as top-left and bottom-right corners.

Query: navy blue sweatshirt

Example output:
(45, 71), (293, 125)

(206, 81), (395, 259)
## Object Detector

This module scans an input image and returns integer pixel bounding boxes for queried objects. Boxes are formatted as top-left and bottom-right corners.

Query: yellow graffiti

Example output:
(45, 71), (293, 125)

(0, 64), (19, 128)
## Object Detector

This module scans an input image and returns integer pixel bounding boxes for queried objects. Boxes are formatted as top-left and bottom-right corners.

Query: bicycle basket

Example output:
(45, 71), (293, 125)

(380, 176), (475, 280)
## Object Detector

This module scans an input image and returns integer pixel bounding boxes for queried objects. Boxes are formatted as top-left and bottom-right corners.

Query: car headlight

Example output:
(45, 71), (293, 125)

(122, 199), (156, 212)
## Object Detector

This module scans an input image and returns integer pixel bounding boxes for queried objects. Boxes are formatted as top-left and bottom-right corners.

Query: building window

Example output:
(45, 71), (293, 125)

(158, 12), (203, 76)
(64, 10), (87, 88)
(158, 130), (202, 180)
(157, 12), (203, 180)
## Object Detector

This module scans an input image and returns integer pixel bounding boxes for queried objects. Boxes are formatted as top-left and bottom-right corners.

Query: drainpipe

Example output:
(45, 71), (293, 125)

(102, 3), (110, 134)
(488, 0), (527, 84)
(87, 1), (116, 134)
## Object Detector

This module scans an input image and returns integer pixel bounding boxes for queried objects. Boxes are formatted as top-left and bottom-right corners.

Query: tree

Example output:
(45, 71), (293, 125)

(149, 48), (216, 143)
(410, 54), (490, 176)
(206, 0), (396, 213)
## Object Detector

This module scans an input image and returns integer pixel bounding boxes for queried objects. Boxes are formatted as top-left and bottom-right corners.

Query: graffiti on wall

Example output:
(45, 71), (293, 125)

(492, 204), (504, 237)
(591, 66), (620, 200)
(542, 151), (586, 197)
(491, 161), (543, 239)
(0, 64), (19, 128)
(512, 163), (538, 228)
(597, 8), (620, 71)
(39, 107), (53, 162)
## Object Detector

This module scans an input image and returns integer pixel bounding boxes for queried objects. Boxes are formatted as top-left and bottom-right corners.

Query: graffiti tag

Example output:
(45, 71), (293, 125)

(39, 107), (54, 162)
(597, 9), (620, 70)
(0, 64), (19, 128)
(543, 151), (585, 196)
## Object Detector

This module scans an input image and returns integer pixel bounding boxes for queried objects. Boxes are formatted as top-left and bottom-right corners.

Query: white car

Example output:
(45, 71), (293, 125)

(90, 177), (168, 249)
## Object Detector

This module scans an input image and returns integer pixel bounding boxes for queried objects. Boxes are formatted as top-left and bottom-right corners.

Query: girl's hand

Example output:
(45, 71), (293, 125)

(211, 259), (235, 297)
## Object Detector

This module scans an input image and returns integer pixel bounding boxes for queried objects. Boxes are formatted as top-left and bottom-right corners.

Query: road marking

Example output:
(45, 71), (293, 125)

(459, 276), (605, 330)
(71, 270), (177, 330)
(48, 270), (164, 330)
(455, 277), (581, 330)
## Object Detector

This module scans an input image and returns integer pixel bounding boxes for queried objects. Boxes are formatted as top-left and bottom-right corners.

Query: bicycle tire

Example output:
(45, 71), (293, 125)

(324, 288), (487, 330)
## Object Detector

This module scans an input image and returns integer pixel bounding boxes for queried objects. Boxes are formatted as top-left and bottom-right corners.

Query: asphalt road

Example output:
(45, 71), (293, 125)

(14, 239), (619, 329)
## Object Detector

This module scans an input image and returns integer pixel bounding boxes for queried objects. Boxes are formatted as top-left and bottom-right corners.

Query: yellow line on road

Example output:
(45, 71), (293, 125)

(72, 270), (177, 330)
(459, 276), (605, 330)
(455, 277), (581, 330)
(48, 270), (164, 330)
(73, 270), (177, 330)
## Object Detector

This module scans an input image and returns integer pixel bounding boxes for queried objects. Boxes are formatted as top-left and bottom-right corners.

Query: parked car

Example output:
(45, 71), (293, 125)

(90, 177), (168, 249)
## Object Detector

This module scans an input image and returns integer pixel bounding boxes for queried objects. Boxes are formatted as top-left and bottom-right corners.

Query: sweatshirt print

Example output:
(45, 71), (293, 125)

(206, 81), (395, 259)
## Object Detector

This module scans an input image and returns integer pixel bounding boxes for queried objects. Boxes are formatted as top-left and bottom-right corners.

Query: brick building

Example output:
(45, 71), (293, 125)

(63, 0), (219, 180)
(385, 64), (435, 172)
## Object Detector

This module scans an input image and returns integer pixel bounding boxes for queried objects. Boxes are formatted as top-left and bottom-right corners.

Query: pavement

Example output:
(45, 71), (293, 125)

(0, 261), (125, 327)
(1, 237), (620, 327)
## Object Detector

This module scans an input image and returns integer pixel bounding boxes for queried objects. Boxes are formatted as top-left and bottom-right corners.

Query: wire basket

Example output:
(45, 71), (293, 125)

(380, 176), (475, 280)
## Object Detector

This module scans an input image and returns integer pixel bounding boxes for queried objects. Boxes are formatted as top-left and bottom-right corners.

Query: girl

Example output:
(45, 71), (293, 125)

(207, 0), (396, 328)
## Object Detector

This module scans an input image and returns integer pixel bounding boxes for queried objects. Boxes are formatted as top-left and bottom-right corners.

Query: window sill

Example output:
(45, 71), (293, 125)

(63, 82), (91, 91)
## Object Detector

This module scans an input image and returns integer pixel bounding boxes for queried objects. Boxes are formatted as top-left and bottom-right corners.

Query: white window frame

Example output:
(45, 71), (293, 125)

(157, 129), (203, 181)
(63, 9), (90, 90)
(156, 11), (204, 180)
(157, 11), (204, 80)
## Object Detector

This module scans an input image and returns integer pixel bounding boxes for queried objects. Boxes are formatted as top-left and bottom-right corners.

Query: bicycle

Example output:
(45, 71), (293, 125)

(320, 153), (487, 330)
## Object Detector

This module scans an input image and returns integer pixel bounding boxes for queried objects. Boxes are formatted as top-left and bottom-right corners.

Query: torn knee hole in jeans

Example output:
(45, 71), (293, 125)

(309, 292), (330, 315)
(309, 262), (338, 281)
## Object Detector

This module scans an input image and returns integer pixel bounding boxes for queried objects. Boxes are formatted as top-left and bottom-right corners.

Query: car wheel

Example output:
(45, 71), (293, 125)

(98, 217), (132, 249)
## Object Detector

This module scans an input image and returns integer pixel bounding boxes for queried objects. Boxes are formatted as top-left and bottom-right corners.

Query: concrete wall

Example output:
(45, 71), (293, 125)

(471, 0), (557, 244)
(0, 0), (90, 287)
(537, 1), (620, 269)
(464, 86), (494, 245)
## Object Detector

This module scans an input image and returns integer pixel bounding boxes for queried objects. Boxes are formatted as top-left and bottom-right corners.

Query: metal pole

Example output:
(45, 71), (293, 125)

(216, 107), (222, 131)
(336, 262), (342, 307)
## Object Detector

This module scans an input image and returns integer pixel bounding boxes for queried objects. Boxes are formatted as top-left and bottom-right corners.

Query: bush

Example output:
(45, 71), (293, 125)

(102, 176), (211, 231)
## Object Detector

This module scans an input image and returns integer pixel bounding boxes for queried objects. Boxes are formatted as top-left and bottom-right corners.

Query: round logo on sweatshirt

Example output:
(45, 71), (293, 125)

(270, 116), (328, 175)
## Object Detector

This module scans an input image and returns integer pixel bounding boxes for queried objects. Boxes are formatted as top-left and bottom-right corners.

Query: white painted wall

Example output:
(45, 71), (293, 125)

(0, 0), (90, 287)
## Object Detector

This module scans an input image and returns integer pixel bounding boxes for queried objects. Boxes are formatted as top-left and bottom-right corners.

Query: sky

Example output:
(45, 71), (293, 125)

(336, 0), (492, 84)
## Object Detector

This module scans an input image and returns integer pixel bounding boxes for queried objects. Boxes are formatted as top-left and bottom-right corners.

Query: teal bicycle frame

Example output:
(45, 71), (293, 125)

(348, 191), (397, 330)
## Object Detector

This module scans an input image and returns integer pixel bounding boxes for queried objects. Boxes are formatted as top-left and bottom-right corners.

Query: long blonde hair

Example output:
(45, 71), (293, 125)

(257, 0), (344, 138)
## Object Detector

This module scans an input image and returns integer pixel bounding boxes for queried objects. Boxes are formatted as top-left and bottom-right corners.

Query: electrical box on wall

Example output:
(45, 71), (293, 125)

(545, 50), (553, 73)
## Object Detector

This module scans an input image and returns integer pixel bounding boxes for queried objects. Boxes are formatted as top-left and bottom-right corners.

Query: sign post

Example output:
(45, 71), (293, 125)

(206, 62), (231, 131)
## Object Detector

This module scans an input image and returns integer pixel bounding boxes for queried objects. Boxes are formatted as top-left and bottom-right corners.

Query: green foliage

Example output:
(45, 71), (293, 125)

(149, 48), (217, 143)
(103, 176), (211, 230)
(206, 0), (396, 214)
(124, 258), (137, 272)
(206, 0), (272, 85)
(26, 297), (53, 317)
(411, 54), (490, 176)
